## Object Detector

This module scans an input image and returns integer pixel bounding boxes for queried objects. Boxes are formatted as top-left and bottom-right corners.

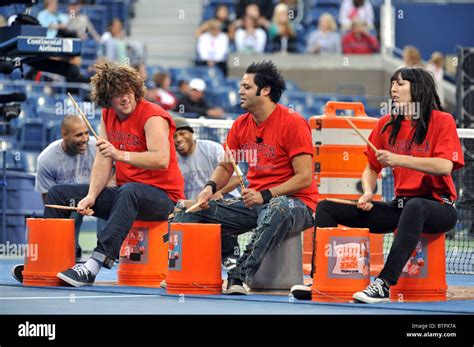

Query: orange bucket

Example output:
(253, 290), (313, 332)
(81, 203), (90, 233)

(117, 221), (168, 287)
(302, 227), (313, 276)
(312, 227), (370, 302)
(390, 233), (447, 302)
(166, 223), (222, 295)
(23, 218), (75, 287)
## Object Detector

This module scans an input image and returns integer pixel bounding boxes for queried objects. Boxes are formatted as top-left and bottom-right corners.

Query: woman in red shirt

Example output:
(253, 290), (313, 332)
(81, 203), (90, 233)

(292, 67), (464, 303)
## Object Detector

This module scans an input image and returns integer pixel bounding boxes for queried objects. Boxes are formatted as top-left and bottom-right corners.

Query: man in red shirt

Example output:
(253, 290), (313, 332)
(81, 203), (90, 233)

(174, 61), (318, 294)
(13, 62), (184, 287)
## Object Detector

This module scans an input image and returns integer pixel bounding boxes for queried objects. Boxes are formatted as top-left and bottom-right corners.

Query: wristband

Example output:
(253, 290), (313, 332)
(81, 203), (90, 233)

(260, 189), (273, 204)
(205, 180), (217, 194)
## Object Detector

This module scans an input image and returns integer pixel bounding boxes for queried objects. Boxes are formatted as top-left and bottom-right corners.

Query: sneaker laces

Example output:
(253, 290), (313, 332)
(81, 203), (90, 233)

(72, 264), (90, 279)
(364, 279), (386, 296)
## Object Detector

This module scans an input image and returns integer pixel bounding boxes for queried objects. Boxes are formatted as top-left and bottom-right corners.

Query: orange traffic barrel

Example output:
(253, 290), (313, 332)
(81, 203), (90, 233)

(117, 221), (168, 287)
(315, 172), (383, 201)
(312, 227), (370, 302)
(23, 218), (75, 287)
(309, 102), (377, 147)
(312, 145), (367, 173)
(167, 223), (222, 295)
(390, 233), (447, 302)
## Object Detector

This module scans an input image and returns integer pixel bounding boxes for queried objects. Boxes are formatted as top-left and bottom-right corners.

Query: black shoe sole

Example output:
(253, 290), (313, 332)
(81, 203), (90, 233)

(11, 264), (24, 284)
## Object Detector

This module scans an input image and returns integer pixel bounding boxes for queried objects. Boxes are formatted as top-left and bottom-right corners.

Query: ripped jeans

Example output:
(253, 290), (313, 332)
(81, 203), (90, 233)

(173, 196), (314, 284)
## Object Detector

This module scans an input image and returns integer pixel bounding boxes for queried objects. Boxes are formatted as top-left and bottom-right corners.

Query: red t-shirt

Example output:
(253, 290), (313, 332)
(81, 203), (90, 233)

(342, 31), (379, 54)
(103, 99), (185, 202)
(226, 104), (319, 211)
(365, 110), (464, 202)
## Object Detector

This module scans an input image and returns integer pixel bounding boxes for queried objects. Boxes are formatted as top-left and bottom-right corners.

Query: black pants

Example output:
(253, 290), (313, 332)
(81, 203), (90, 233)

(311, 197), (458, 285)
(45, 183), (175, 265)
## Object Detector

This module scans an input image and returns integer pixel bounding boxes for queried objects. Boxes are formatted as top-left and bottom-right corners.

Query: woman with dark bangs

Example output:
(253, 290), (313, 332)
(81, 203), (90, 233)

(291, 67), (464, 303)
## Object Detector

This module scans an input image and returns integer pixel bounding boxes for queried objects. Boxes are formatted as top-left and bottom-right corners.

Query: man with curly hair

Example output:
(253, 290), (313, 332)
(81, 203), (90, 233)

(13, 62), (185, 287)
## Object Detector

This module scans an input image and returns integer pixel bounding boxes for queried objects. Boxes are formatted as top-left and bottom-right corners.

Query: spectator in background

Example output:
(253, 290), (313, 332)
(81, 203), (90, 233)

(37, 0), (71, 38)
(173, 117), (241, 268)
(147, 71), (178, 111)
(177, 80), (190, 100)
(342, 20), (379, 54)
(426, 52), (445, 107)
(236, 0), (274, 27)
(268, 3), (297, 53)
(67, 0), (101, 42)
(235, 14), (267, 54)
(232, 3), (271, 33)
(196, 19), (229, 76)
(35, 115), (109, 261)
(175, 78), (224, 119)
(196, 4), (232, 38)
(339, 0), (374, 31)
(306, 13), (341, 54)
(100, 18), (127, 63)
(402, 45), (423, 67)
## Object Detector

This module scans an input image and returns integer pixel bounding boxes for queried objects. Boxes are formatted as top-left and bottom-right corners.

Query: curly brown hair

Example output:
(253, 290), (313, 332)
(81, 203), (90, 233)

(90, 61), (146, 108)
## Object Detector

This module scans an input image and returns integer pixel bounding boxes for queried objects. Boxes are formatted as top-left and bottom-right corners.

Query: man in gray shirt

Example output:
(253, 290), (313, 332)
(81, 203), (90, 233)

(173, 117), (241, 267)
(35, 115), (108, 260)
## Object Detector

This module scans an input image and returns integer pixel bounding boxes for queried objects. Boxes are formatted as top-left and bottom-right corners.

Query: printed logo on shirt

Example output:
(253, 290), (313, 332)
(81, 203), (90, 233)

(107, 130), (141, 147)
(388, 139), (430, 155)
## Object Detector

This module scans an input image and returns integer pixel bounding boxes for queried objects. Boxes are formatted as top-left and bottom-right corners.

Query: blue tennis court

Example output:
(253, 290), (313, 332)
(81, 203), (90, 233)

(1, 258), (472, 315)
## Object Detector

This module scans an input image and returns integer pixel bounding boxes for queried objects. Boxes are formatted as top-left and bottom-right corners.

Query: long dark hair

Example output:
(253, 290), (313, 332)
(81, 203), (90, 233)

(382, 67), (443, 146)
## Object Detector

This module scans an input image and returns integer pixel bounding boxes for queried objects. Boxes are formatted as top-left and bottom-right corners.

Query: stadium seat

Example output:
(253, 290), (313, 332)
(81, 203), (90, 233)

(19, 119), (45, 151)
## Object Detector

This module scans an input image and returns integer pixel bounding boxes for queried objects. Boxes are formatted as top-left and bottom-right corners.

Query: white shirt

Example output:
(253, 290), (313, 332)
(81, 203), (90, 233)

(197, 32), (229, 62)
(235, 27), (267, 54)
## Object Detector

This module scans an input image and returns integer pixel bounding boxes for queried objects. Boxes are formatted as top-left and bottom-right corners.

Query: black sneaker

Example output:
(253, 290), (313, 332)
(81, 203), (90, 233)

(290, 283), (312, 300)
(12, 264), (24, 284)
(225, 278), (248, 295)
(353, 278), (390, 304)
(57, 264), (96, 287)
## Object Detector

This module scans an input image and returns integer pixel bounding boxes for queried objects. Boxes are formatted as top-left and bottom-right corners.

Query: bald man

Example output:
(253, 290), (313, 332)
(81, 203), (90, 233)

(35, 115), (106, 260)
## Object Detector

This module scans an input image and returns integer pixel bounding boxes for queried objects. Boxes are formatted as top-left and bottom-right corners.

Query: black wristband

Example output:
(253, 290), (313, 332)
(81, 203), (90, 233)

(205, 180), (217, 194)
(260, 189), (273, 204)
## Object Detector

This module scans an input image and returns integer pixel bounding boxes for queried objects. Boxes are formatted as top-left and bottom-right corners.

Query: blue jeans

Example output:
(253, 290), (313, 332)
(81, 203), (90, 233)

(45, 183), (175, 268)
(173, 196), (314, 284)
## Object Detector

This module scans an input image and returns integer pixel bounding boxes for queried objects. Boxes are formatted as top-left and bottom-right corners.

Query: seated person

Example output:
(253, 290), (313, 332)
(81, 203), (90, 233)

(291, 67), (464, 303)
(306, 13), (341, 54)
(174, 78), (224, 119)
(342, 20), (379, 54)
(174, 61), (317, 295)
